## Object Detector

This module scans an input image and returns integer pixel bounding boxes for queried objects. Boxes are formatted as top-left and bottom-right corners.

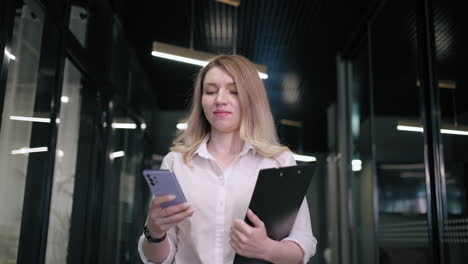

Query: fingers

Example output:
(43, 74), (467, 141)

(147, 195), (194, 234)
(230, 225), (247, 244)
(232, 219), (252, 236)
(246, 209), (264, 228)
(150, 194), (176, 209)
(159, 202), (192, 217)
(230, 236), (241, 253)
(158, 206), (194, 227)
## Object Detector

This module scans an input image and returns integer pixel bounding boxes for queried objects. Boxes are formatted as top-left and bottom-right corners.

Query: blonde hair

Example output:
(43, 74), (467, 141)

(170, 54), (289, 165)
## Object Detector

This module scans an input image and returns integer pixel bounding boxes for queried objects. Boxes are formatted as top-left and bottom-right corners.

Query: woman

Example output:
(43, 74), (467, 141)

(139, 55), (317, 264)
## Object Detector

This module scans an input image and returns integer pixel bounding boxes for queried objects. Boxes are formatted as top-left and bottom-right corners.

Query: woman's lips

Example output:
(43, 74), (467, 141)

(214, 111), (231, 117)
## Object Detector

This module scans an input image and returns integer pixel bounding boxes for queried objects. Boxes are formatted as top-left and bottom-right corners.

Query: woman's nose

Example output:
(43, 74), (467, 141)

(215, 90), (227, 104)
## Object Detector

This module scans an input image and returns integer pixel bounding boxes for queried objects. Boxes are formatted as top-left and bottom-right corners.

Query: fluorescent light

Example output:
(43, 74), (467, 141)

(397, 125), (424, 133)
(61, 96), (69, 103)
(258, 72), (268, 79)
(11, 147), (48, 155)
(292, 154), (316, 162)
(215, 0), (240, 7)
(352, 159), (362, 172)
(152, 41), (268, 79)
(10, 116), (51, 123)
(4, 48), (16, 60)
(109, 151), (125, 160)
(441, 129), (468, 136)
(177, 122), (187, 130)
(152, 51), (208, 67)
(141, 123), (147, 130)
(397, 125), (468, 136)
(280, 119), (303, 128)
(112, 123), (137, 129)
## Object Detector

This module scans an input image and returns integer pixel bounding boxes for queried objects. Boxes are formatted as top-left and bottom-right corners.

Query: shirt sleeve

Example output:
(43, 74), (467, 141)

(137, 227), (178, 264)
(281, 198), (317, 264)
(137, 152), (178, 264)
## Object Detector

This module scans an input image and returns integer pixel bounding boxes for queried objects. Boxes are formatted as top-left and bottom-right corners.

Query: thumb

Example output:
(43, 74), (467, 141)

(247, 208), (264, 227)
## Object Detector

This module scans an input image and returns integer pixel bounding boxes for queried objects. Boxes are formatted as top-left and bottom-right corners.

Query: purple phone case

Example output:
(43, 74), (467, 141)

(143, 169), (187, 208)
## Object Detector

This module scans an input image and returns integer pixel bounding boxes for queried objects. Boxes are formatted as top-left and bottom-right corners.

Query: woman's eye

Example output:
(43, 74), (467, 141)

(230, 91), (238, 95)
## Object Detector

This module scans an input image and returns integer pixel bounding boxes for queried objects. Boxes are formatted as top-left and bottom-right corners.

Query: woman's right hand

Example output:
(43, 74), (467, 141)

(145, 194), (194, 237)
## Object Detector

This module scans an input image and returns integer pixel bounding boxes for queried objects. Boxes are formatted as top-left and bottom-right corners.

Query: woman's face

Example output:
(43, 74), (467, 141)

(201, 67), (242, 134)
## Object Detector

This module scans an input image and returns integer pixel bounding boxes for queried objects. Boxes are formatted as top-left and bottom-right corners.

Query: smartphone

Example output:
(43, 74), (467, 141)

(143, 169), (187, 208)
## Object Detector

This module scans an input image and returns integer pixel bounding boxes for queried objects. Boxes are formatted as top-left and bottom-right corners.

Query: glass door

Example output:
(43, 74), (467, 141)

(370, 0), (432, 263)
(430, 0), (468, 262)
(44, 58), (83, 263)
(0, 1), (45, 263)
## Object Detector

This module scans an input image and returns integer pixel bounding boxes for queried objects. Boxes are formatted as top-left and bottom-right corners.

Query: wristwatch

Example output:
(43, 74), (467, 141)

(143, 225), (167, 243)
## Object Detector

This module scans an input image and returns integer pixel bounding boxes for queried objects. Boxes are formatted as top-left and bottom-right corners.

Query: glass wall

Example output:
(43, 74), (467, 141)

(348, 42), (374, 264)
(0, 2), (45, 263)
(337, 0), (468, 263)
(0, 1), (155, 263)
(114, 114), (145, 264)
(371, 1), (431, 263)
(431, 0), (468, 262)
(44, 59), (83, 263)
(97, 104), (147, 263)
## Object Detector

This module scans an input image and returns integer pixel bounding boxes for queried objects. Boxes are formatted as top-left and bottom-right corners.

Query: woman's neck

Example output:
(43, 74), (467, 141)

(207, 130), (243, 157)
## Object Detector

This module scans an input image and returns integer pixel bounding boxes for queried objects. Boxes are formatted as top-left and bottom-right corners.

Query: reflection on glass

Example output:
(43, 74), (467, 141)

(45, 59), (82, 263)
(349, 43), (373, 264)
(68, 5), (88, 47)
(0, 3), (45, 263)
(432, 0), (468, 262)
(371, 0), (432, 263)
(112, 114), (144, 264)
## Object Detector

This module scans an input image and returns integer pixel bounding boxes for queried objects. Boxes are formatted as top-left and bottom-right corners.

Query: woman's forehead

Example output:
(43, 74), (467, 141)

(203, 67), (235, 85)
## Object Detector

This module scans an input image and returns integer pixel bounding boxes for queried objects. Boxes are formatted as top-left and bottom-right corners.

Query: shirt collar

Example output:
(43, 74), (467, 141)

(194, 134), (256, 160)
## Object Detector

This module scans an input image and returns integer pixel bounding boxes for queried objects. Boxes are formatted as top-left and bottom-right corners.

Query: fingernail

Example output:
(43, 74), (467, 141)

(169, 195), (176, 200)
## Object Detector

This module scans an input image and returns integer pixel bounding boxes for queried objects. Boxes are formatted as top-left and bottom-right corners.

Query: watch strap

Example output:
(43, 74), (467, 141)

(143, 225), (167, 243)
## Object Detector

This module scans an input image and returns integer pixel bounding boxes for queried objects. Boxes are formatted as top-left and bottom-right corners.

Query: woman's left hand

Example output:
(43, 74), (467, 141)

(230, 209), (276, 260)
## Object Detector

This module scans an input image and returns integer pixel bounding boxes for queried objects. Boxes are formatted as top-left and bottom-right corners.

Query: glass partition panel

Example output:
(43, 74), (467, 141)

(44, 59), (83, 263)
(99, 108), (145, 263)
(371, 0), (432, 263)
(431, 0), (468, 262)
(0, 2), (45, 263)
(115, 117), (144, 264)
(348, 42), (374, 264)
(68, 5), (88, 47)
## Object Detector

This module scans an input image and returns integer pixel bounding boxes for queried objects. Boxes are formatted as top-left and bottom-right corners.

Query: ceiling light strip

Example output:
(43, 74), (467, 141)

(109, 151), (125, 159)
(10, 116), (51, 123)
(152, 41), (268, 79)
(4, 48), (16, 60)
(112, 123), (137, 129)
(397, 125), (468, 136)
(292, 154), (316, 162)
(152, 51), (208, 67)
(11, 147), (48, 155)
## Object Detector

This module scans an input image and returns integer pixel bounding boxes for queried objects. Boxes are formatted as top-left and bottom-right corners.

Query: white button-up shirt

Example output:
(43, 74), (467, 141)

(138, 137), (317, 264)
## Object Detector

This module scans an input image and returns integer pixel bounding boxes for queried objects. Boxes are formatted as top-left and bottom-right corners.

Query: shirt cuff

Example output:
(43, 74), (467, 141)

(138, 234), (176, 264)
(281, 235), (317, 264)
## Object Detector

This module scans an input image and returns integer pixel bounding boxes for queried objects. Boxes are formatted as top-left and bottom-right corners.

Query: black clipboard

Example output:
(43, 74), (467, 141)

(233, 163), (317, 264)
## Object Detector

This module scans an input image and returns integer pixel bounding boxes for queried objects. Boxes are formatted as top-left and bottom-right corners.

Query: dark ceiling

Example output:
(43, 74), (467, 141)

(119, 0), (369, 153)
